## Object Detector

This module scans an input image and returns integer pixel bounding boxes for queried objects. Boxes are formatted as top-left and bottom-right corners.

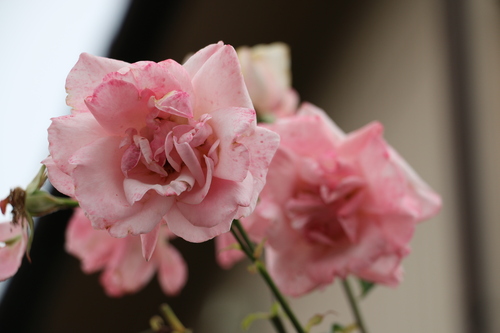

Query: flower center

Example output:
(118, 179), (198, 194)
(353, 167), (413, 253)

(286, 160), (365, 247)
(119, 90), (217, 190)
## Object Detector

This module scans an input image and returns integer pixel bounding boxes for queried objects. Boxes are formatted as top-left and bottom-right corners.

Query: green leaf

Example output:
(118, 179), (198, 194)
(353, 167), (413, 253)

(330, 323), (358, 333)
(218, 242), (241, 253)
(270, 302), (280, 316)
(305, 314), (324, 332)
(331, 323), (346, 332)
(242, 302), (281, 331)
(358, 279), (376, 298)
(149, 315), (165, 331)
(241, 311), (272, 330)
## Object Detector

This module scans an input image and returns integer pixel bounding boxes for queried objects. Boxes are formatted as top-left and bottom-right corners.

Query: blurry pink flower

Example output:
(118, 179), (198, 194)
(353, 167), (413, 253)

(66, 208), (187, 297)
(259, 103), (441, 296)
(0, 222), (27, 281)
(44, 42), (280, 251)
(237, 43), (298, 121)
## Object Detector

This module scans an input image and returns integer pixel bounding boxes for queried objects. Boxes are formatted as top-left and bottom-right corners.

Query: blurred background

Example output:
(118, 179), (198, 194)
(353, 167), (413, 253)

(1, 0), (499, 332)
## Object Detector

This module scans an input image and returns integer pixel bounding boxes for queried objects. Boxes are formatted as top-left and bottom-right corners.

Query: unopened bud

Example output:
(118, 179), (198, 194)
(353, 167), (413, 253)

(25, 190), (78, 217)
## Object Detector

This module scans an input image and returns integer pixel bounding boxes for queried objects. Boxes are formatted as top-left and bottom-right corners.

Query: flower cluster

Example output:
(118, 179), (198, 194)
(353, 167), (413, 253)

(0, 41), (441, 313)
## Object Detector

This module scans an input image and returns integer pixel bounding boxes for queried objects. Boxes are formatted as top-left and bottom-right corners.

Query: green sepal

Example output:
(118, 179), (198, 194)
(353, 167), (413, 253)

(25, 165), (47, 195)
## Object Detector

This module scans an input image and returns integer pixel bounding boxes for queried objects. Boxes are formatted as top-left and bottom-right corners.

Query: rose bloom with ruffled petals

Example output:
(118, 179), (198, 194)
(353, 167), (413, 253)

(254, 103), (441, 297)
(44, 42), (280, 253)
(0, 221), (27, 281)
(66, 208), (186, 297)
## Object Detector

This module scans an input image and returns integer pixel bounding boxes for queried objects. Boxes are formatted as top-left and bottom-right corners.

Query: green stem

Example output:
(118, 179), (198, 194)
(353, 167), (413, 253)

(255, 261), (304, 333)
(341, 278), (368, 333)
(53, 197), (79, 207)
(230, 227), (253, 259)
(234, 220), (254, 252)
(231, 220), (305, 333)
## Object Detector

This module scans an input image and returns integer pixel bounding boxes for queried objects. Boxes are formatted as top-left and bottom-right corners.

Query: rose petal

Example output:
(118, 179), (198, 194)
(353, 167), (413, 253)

(177, 156), (213, 205)
(66, 53), (128, 113)
(123, 178), (187, 205)
(297, 102), (345, 142)
(177, 172), (253, 229)
(236, 125), (280, 217)
(0, 222), (26, 281)
(190, 45), (253, 117)
(165, 205), (233, 243)
(70, 136), (172, 236)
(123, 60), (194, 99)
(260, 148), (299, 205)
(47, 112), (108, 176)
(388, 147), (442, 220)
(65, 208), (117, 273)
(356, 254), (404, 286)
(85, 79), (152, 135)
(209, 107), (254, 182)
(100, 236), (156, 297)
(174, 140), (205, 186)
(182, 42), (225, 79)
(156, 241), (187, 295)
(42, 156), (75, 197)
(140, 223), (160, 261)
(154, 90), (193, 118)
(265, 110), (339, 158)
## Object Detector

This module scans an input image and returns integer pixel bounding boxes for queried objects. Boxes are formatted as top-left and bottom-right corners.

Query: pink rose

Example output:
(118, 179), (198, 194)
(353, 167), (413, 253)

(66, 208), (187, 297)
(44, 42), (280, 253)
(258, 103), (442, 296)
(237, 43), (298, 121)
(0, 221), (27, 281)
